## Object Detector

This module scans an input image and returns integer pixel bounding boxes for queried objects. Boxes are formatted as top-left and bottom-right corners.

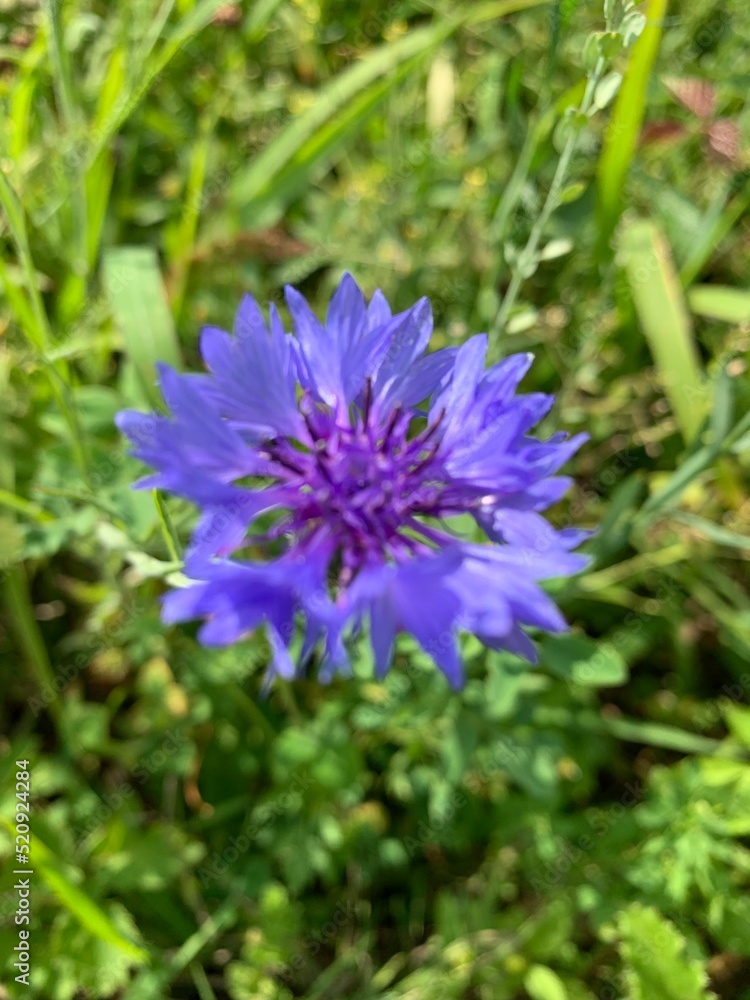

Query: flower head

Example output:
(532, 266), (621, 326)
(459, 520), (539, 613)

(117, 273), (590, 687)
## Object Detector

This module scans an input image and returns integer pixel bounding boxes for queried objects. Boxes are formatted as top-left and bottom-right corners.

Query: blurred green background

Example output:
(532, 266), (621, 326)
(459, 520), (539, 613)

(1, 0), (750, 997)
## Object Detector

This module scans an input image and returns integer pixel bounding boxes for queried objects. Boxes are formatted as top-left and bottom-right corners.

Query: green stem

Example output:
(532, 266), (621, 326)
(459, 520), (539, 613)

(475, 111), (552, 326)
(0, 488), (52, 522)
(577, 542), (687, 591)
(230, 687), (278, 741)
(3, 565), (71, 751)
(598, 715), (743, 759)
(488, 116), (544, 246)
(190, 962), (218, 1000)
(153, 490), (182, 563)
(276, 678), (303, 724)
(35, 483), (127, 525)
(488, 55), (606, 352)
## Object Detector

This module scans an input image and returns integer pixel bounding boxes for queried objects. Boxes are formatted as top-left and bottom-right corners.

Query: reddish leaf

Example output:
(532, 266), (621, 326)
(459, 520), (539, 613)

(640, 120), (689, 146)
(663, 76), (716, 119)
(706, 119), (741, 162)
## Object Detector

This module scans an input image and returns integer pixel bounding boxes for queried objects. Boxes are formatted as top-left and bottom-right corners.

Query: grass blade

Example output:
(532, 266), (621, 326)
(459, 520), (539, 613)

(596, 0), (667, 249)
(637, 381), (747, 521)
(688, 284), (750, 324)
(85, 0), (227, 171)
(121, 897), (237, 999)
(0, 822), (150, 962)
(230, 22), (460, 228)
(0, 169), (52, 351)
(680, 175), (750, 287)
(668, 511), (750, 553)
(600, 716), (743, 759)
(103, 246), (183, 406)
(619, 218), (706, 443)
(231, 1), (549, 230)
(165, 110), (216, 318)
(246, 0), (285, 40)
(41, 0), (87, 285)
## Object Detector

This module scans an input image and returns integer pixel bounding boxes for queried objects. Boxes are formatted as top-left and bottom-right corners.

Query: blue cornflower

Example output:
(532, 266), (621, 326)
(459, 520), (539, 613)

(117, 273), (590, 687)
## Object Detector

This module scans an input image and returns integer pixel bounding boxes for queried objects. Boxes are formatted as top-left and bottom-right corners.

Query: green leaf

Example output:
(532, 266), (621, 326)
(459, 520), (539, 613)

(638, 379), (748, 520)
(541, 634), (628, 687)
(21, 505), (98, 561)
(619, 218), (707, 443)
(615, 903), (712, 1000)
(559, 180), (587, 203)
(484, 654), (526, 719)
(602, 717), (735, 758)
(668, 512), (750, 553)
(103, 246), (182, 406)
(620, 10), (647, 46)
(587, 473), (647, 565)
(124, 549), (183, 579)
(506, 308), (539, 333)
(593, 71), (622, 109)
(688, 284), (750, 324)
(60, 700), (111, 753)
(538, 237), (573, 260)
(0, 821), (149, 963)
(724, 704), (750, 750)
(638, 443), (717, 519)
(709, 895), (750, 957)
(524, 965), (569, 1000)
(710, 366), (735, 446)
(560, 0), (585, 29)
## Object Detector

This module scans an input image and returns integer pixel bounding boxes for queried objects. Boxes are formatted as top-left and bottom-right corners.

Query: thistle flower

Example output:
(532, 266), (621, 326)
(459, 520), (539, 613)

(117, 273), (590, 687)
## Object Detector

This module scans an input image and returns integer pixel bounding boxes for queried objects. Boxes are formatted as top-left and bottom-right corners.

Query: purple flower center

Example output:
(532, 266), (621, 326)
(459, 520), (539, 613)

(257, 383), (451, 579)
